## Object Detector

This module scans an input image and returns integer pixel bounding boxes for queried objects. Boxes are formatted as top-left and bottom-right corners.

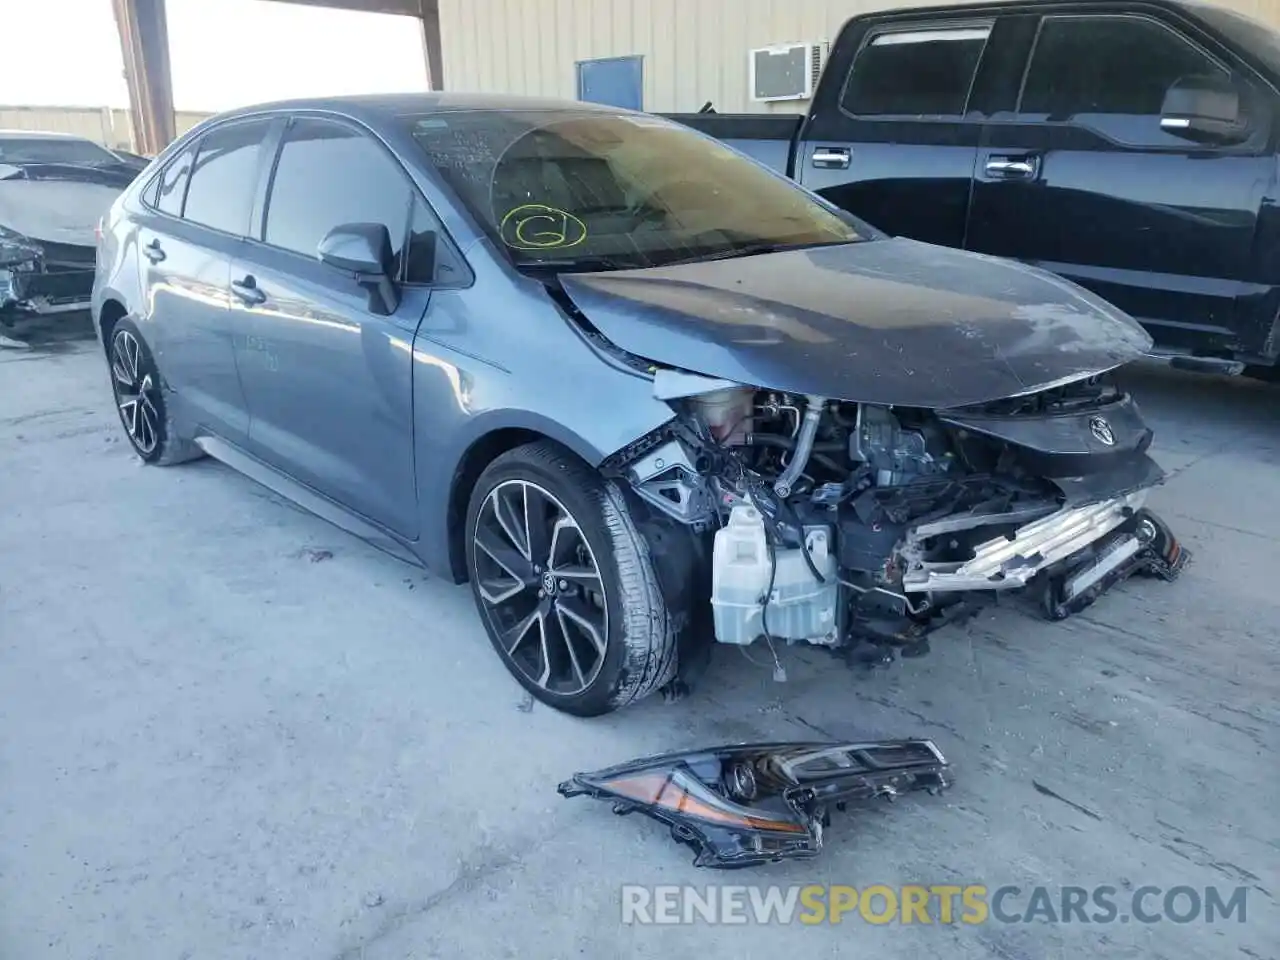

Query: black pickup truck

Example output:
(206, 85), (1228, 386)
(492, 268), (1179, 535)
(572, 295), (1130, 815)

(666, 0), (1280, 370)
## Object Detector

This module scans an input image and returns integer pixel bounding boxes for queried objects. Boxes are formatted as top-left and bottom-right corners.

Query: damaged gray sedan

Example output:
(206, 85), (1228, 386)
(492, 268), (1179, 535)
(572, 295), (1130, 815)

(92, 95), (1186, 715)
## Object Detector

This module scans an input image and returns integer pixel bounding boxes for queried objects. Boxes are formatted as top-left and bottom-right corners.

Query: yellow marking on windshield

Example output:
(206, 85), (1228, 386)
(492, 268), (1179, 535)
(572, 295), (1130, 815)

(499, 204), (588, 250)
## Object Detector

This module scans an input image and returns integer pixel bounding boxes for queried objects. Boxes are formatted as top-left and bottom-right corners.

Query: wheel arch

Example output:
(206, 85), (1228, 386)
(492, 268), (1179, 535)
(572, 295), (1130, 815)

(97, 297), (129, 352)
(443, 424), (599, 584)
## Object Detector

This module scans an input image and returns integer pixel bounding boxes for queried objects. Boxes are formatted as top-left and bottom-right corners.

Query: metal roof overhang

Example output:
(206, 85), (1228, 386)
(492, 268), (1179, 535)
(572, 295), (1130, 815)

(111, 0), (441, 154)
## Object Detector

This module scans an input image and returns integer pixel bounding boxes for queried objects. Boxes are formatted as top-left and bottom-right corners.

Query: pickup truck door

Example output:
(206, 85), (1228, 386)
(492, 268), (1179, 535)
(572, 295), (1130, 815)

(796, 16), (994, 248)
(965, 11), (1276, 356)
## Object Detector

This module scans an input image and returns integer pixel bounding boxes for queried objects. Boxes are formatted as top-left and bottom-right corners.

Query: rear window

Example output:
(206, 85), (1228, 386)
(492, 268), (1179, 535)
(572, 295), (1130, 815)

(841, 24), (992, 117)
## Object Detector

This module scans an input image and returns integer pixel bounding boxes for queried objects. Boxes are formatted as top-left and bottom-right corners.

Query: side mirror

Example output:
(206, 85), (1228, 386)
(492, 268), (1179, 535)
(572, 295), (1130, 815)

(317, 222), (399, 315)
(1160, 75), (1250, 145)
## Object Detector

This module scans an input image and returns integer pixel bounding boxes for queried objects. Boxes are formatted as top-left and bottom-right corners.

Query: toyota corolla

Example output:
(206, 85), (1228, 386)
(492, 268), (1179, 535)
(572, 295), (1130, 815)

(92, 94), (1186, 715)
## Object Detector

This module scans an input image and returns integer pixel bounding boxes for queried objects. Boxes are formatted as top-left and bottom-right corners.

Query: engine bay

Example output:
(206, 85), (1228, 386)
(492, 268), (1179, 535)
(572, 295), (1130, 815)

(610, 377), (1187, 654)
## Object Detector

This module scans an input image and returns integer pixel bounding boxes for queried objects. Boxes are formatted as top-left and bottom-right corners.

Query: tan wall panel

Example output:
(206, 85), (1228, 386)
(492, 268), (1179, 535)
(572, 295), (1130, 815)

(0, 106), (209, 153)
(440, 0), (1280, 112)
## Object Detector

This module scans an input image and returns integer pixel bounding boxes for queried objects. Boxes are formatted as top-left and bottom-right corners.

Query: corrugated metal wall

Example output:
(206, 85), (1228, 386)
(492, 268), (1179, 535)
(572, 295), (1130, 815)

(439, 0), (1280, 112)
(0, 106), (210, 153)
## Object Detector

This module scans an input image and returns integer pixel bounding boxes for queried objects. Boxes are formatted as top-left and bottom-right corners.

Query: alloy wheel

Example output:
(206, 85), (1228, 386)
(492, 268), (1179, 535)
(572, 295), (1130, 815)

(110, 328), (160, 456)
(472, 479), (609, 696)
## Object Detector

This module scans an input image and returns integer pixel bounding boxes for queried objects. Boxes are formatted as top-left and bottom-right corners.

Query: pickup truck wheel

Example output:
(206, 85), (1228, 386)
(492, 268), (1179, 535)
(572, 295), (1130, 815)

(107, 319), (202, 465)
(464, 441), (678, 716)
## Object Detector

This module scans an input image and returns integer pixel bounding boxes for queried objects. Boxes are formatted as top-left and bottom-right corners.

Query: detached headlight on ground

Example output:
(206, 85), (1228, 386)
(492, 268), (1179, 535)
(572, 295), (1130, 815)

(558, 739), (950, 867)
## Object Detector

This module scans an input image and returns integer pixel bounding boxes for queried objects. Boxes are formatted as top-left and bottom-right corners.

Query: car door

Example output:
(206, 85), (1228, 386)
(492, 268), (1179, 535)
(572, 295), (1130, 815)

(965, 12), (1276, 353)
(796, 16), (994, 247)
(136, 118), (272, 443)
(228, 115), (450, 538)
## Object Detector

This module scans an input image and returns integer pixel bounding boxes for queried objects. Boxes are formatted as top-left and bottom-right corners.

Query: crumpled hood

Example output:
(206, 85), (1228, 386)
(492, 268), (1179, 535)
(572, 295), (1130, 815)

(560, 238), (1152, 408)
(0, 178), (122, 247)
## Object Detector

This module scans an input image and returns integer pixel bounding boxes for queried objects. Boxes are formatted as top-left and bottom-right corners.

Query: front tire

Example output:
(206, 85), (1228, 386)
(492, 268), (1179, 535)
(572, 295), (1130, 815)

(107, 318), (202, 465)
(464, 441), (678, 716)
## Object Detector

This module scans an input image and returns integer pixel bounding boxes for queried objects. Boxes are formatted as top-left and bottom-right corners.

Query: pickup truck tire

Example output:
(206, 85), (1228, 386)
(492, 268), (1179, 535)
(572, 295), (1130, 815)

(465, 441), (679, 716)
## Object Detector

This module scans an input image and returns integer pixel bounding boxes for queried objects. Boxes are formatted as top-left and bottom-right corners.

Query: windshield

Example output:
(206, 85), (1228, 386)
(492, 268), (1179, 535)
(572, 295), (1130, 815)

(0, 136), (118, 166)
(1190, 3), (1280, 77)
(406, 110), (864, 269)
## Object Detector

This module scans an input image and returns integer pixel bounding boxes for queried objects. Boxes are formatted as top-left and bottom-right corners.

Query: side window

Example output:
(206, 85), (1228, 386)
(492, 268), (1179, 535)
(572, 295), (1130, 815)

(183, 121), (270, 234)
(1020, 16), (1233, 147)
(153, 143), (195, 217)
(841, 25), (992, 117)
(263, 118), (412, 268)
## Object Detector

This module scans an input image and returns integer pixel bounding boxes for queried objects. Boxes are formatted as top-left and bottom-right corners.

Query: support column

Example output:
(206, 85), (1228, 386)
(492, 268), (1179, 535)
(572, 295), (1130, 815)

(420, 0), (443, 90)
(111, 0), (177, 155)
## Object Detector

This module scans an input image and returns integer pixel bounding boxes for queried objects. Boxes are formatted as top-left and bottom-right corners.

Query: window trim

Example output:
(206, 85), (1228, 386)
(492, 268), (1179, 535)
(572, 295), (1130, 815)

(1014, 12), (1244, 149)
(140, 144), (186, 216)
(255, 110), (470, 289)
(141, 168), (164, 209)
(836, 17), (995, 122)
(146, 139), (200, 218)
(140, 114), (278, 240)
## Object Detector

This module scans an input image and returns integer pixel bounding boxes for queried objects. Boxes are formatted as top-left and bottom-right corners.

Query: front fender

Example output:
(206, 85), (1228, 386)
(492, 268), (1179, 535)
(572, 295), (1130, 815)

(450, 406), (654, 469)
(414, 401), (675, 578)
(409, 321), (676, 578)
(407, 252), (679, 578)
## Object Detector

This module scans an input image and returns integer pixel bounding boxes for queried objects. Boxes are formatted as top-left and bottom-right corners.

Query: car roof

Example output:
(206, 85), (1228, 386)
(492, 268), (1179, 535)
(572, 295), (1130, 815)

(846, 0), (1214, 19)
(0, 129), (99, 141)
(212, 92), (630, 123)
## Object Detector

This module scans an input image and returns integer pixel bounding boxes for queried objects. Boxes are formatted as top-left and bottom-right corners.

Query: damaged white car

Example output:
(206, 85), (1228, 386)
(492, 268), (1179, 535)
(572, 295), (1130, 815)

(1, 131), (138, 344)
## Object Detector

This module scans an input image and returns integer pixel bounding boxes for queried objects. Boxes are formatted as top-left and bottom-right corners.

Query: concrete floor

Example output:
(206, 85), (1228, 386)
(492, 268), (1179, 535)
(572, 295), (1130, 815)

(1, 327), (1277, 960)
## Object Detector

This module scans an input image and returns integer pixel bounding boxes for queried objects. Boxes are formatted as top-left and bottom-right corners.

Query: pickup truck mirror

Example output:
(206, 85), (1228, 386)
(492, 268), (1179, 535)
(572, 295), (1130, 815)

(317, 222), (400, 315)
(1160, 75), (1250, 146)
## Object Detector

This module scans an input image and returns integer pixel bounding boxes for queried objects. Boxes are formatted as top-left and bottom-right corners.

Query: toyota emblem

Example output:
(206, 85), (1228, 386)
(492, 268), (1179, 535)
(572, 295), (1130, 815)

(1089, 416), (1116, 446)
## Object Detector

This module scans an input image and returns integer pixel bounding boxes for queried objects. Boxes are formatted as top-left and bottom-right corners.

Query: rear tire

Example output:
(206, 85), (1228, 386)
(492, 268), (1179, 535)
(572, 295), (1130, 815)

(106, 318), (203, 465)
(464, 441), (678, 716)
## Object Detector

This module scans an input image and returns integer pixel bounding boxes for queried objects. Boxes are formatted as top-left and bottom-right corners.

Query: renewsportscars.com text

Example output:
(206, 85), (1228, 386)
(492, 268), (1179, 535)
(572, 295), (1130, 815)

(620, 884), (1250, 926)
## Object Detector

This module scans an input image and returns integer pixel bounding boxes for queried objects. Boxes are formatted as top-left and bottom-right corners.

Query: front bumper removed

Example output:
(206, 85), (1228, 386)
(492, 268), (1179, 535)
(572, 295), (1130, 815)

(902, 491), (1187, 607)
(1040, 507), (1186, 619)
(2, 261), (96, 328)
(903, 490), (1150, 592)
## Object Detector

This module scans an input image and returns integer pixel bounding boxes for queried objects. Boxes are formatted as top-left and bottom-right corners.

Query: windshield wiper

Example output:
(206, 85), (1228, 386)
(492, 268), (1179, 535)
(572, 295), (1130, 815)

(664, 239), (854, 267)
(516, 239), (855, 275)
(518, 255), (636, 273)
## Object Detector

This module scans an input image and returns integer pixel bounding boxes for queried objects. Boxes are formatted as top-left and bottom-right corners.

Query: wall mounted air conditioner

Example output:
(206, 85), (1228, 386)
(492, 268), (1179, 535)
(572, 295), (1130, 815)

(748, 42), (828, 102)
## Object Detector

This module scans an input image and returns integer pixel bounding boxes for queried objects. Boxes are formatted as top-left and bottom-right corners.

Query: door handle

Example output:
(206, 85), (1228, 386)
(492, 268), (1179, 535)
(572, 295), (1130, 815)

(143, 238), (166, 263)
(231, 275), (266, 306)
(812, 147), (851, 169)
(984, 156), (1039, 180)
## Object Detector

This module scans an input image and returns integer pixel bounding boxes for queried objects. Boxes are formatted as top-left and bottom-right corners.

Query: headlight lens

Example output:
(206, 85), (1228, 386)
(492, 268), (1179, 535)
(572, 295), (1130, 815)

(585, 765), (809, 834)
